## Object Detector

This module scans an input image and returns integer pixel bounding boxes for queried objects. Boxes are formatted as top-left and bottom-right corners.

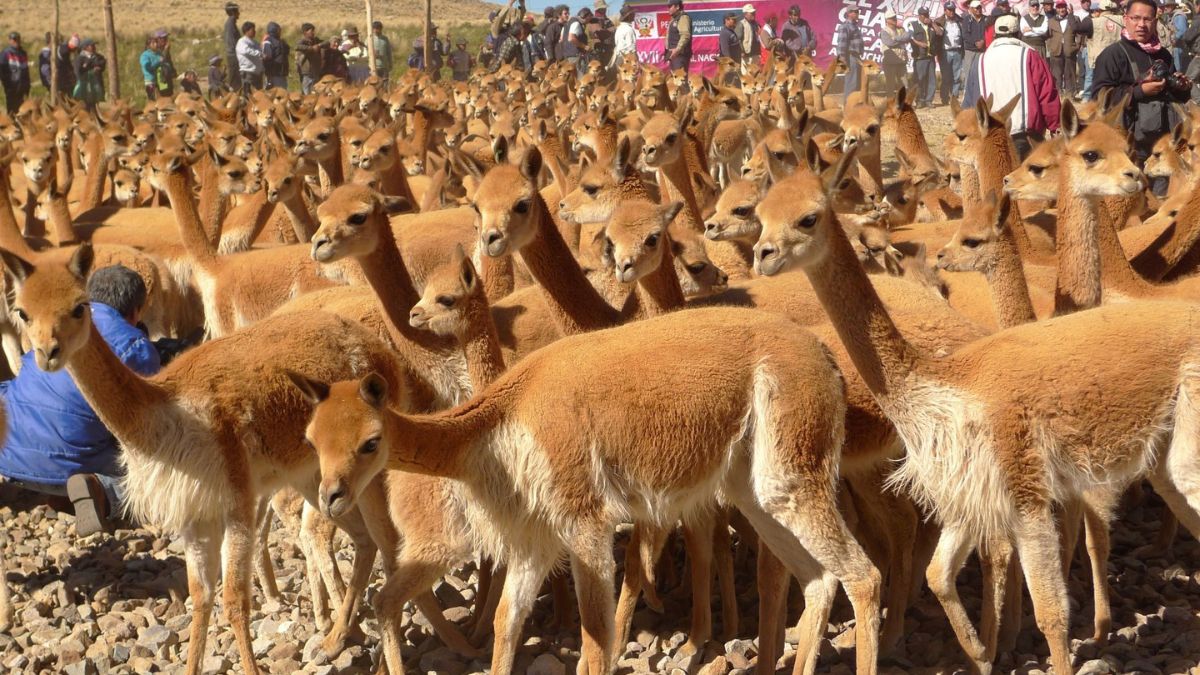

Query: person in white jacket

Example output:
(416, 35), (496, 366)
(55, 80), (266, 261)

(610, 5), (637, 67)
(235, 21), (263, 93)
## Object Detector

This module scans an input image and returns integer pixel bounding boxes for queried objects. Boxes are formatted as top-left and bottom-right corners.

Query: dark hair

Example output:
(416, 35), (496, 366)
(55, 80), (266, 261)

(544, 7), (555, 16)
(301, 22), (315, 32)
(789, 4), (801, 13)
(242, 21), (256, 34)
(557, 4), (570, 13)
(1125, 0), (1158, 14)
(372, 20), (383, 29)
(87, 266), (147, 318)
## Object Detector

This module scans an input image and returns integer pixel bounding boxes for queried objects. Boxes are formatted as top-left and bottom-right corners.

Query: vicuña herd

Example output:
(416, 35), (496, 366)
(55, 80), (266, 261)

(1, 52), (1199, 675)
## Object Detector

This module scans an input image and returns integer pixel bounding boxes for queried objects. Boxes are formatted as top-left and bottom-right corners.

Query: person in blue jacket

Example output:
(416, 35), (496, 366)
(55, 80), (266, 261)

(0, 265), (160, 535)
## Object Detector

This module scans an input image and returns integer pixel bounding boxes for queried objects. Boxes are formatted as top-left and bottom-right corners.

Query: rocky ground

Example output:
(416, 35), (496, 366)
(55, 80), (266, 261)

(2, 478), (1200, 675)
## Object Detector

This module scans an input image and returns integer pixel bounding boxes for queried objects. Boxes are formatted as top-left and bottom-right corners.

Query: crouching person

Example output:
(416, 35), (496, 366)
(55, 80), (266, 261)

(0, 266), (161, 535)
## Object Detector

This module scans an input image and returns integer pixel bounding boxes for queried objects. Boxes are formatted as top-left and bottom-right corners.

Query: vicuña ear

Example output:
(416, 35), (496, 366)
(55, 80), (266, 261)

(1061, 100), (1082, 139)
(658, 200), (684, 226)
(492, 134), (509, 164)
(285, 370), (330, 405)
(826, 146), (857, 195)
(520, 146), (543, 183)
(974, 95), (991, 132)
(452, 243), (477, 291)
(359, 372), (389, 408)
(382, 195), (412, 215)
(68, 243), (94, 281)
(0, 247), (34, 284)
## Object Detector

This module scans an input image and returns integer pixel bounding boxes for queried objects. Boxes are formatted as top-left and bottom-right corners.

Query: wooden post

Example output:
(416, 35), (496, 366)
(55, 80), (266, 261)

(49, 0), (60, 102)
(102, 0), (119, 98)
(365, 0), (377, 73)
(423, 0), (432, 73)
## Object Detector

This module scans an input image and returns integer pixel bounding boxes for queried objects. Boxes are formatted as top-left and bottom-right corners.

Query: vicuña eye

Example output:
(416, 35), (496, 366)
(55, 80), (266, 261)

(359, 438), (380, 455)
(797, 214), (818, 229)
(348, 213), (368, 225)
(963, 238), (984, 249)
(436, 296), (455, 308)
(513, 200), (530, 215)
(1082, 151), (1101, 164)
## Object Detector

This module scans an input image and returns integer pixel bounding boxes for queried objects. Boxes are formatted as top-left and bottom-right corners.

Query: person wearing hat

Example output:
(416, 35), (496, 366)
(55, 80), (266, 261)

(1020, 0), (1051, 57)
(223, 2), (242, 91)
(963, 2), (988, 90)
(835, 7), (865, 104)
(72, 37), (105, 109)
(153, 29), (176, 99)
(969, 14), (1060, 157)
(735, 4), (762, 72)
(207, 55), (229, 98)
(296, 23), (323, 94)
(1047, 0), (1084, 96)
(909, 8), (941, 107)
(449, 37), (475, 81)
(666, 0), (693, 72)
(880, 12), (912, 97)
(370, 21), (393, 82)
(611, 5), (639, 68)
(588, 0), (617, 68)
(262, 22), (290, 91)
(1093, 0), (1191, 192)
(340, 26), (370, 83)
(1078, 0), (1125, 99)
(0, 32), (29, 114)
(236, 22), (264, 93)
(938, 2), (967, 103)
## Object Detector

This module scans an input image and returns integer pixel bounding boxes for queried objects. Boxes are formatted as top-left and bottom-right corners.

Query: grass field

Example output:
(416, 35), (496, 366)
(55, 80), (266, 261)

(3, 0), (497, 105)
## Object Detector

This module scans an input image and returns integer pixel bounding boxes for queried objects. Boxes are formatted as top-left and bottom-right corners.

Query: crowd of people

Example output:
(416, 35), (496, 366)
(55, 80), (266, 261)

(0, 31), (108, 114)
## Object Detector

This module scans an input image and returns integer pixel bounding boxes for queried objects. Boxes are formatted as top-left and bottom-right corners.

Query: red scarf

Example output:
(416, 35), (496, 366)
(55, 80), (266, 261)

(1122, 28), (1162, 52)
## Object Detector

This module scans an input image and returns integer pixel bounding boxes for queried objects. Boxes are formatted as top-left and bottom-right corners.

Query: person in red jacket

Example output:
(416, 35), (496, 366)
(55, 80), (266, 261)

(972, 14), (1062, 159)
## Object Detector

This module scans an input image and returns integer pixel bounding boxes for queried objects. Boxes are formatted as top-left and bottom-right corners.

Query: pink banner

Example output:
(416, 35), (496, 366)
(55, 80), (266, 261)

(627, 0), (1055, 77)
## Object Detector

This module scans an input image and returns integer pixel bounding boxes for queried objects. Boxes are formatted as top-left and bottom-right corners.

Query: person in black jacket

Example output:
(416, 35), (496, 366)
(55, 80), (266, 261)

(223, 2), (241, 90)
(539, 7), (561, 63)
(1092, 0), (1190, 192)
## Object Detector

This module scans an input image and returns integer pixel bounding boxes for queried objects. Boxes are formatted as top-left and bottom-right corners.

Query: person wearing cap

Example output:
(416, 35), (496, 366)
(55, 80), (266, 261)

(296, 23), (323, 94)
(968, 14), (1059, 158)
(1093, 0), (1190, 190)
(223, 2), (242, 91)
(666, 0), (693, 72)
(835, 7), (865, 103)
(370, 21), (393, 82)
(719, 12), (744, 63)
(781, 5), (815, 60)
(262, 22), (290, 90)
(341, 27), (370, 83)
(1079, 0), (1124, 99)
(734, 5), (761, 72)
(207, 55), (229, 98)
(1047, 0), (1084, 96)
(963, 2), (989, 93)
(589, 0), (617, 67)
(236, 22), (263, 93)
(909, 8), (941, 107)
(881, 12), (912, 97)
(1, 32), (29, 114)
(1021, 0), (1051, 57)
(938, 2), (967, 103)
(72, 38), (105, 109)
(449, 38), (475, 81)
(611, 5), (638, 68)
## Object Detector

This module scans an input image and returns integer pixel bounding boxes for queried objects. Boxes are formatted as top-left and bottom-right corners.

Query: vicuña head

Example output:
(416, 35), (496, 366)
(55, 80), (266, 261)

(1002, 136), (1062, 200)
(408, 244), (482, 337)
(936, 190), (1012, 274)
(310, 184), (407, 262)
(472, 145), (544, 257)
(1, 243), (94, 372)
(753, 151), (856, 277)
(600, 200), (683, 284)
(1057, 100), (1142, 197)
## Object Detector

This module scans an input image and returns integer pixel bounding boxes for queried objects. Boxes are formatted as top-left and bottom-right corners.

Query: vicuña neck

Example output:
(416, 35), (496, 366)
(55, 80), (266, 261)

(388, 395), (504, 479)
(635, 239), (687, 317)
(1095, 195), (1154, 296)
(983, 225), (1038, 328)
(0, 167), (34, 257)
(79, 138), (107, 212)
(1053, 165), (1104, 314)
(45, 181), (77, 246)
(162, 171), (220, 272)
(196, 158), (229, 250)
(281, 193), (317, 242)
(1131, 188), (1200, 280)
(974, 130), (1040, 262)
(460, 293), (507, 391)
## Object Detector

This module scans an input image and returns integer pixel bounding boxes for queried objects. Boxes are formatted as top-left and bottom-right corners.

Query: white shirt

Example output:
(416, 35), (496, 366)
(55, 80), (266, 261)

(611, 22), (636, 65)
(236, 35), (263, 74)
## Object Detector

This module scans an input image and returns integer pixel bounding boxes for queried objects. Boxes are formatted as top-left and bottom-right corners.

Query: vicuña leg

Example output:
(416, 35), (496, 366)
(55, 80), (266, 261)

(222, 504), (262, 675)
(181, 520), (223, 675)
(490, 555), (556, 675)
(1082, 498), (1114, 645)
(253, 497), (282, 606)
(1013, 512), (1073, 675)
(754, 548), (789, 675)
(925, 525), (989, 674)
(680, 518), (713, 657)
(571, 524), (618, 675)
(712, 509), (739, 641)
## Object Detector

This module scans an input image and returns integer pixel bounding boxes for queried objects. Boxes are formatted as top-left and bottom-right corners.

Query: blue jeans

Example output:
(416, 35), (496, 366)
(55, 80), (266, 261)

(843, 59), (861, 103)
(1082, 60), (1095, 101)
(301, 75), (315, 94)
(8, 473), (122, 510)
(913, 58), (936, 104)
(945, 49), (964, 98)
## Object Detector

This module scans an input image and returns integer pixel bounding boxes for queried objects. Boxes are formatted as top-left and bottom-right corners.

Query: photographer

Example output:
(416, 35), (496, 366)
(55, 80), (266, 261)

(1092, 0), (1190, 193)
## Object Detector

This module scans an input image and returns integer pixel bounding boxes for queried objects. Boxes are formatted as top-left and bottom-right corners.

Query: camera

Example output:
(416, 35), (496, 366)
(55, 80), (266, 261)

(1149, 60), (1193, 94)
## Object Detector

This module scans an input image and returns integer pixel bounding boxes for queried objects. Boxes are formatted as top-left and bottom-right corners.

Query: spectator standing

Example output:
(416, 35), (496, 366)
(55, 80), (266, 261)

(1158, 0), (1180, 64)
(38, 34), (52, 89)
(552, 6), (571, 59)
(881, 12), (911, 96)
(1093, 0), (1190, 192)
(295, 23), (322, 94)
(1048, 1), (1083, 96)
(342, 27), (369, 83)
(322, 36), (349, 81)
(223, 2), (242, 91)
(1172, 0), (1190, 71)
(1022, 0), (1051, 57)
(236, 22), (264, 92)
(72, 38), (105, 109)
(1, 32), (29, 114)
(666, 0), (693, 72)
(152, 29), (175, 98)
(760, 15), (783, 62)
(611, 6), (638, 67)
(262, 22), (289, 90)
(449, 38), (474, 81)
(207, 55), (229, 98)
(0, 266), (161, 536)
(736, 5), (761, 72)
(139, 35), (165, 100)
(493, 18), (542, 75)
(719, 12), (743, 62)
(58, 35), (79, 97)
(1080, 0), (1123, 99)
(780, 5), (815, 59)
(910, 9), (939, 107)
(963, 1), (988, 94)
(972, 14), (1060, 158)
(372, 21), (393, 81)
(179, 69), (202, 96)
(835, 7), (865, 103)
(539, 7), (561, 63)
(589, 1), (616, 67)
(938, 2), (966, 102)
(562, 7), (592, 70)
